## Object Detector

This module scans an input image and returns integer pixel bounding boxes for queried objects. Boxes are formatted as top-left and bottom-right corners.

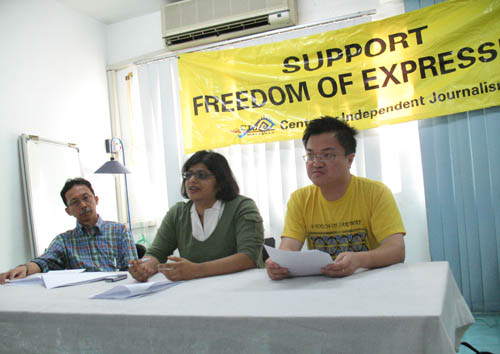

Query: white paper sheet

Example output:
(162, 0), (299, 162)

(4, 270), (127, 289)
(264, 245), (334, 276)
(5, 269), (86, 287)
(89, 280), (181, 299)
(43, 271), (122, 289)
(4, 273), (44, 286)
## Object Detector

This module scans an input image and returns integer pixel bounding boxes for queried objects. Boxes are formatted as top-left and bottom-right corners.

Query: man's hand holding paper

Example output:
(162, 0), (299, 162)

(264, 245), (333, 277)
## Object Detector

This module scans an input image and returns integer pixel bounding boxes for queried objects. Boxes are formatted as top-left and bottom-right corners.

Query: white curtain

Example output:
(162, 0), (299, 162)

(111, 15), (431, 262)
(112, 67), (169, 246)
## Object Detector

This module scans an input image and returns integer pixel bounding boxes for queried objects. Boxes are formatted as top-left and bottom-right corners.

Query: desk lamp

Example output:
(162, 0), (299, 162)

(95, 137), (132, 236)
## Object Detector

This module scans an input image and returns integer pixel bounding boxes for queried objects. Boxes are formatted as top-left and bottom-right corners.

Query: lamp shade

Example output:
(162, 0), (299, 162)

(94, 158), (130, 174)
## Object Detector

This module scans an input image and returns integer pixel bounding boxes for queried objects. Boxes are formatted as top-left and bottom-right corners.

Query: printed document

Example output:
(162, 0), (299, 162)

(264, 245), (334, 276)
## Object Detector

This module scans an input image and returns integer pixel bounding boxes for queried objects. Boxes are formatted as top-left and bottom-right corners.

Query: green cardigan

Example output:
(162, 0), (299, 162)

(146, 195), (264, 266)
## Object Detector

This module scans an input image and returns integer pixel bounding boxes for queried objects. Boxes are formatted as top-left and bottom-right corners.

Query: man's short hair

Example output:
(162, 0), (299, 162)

(181, 150), (239, 201)
(302, 116), (358, 155)
(60, 178), (95, 206)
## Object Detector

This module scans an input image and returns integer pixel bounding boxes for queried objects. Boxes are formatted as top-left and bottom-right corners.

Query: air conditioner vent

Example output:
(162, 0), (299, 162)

(166, 15), (270, 46)
(161, 0), (298, 50)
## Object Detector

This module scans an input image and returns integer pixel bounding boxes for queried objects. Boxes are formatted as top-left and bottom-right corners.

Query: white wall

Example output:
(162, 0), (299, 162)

(0, 0), (117, 270)
(106, 11), (165, 66)
(106, 0), (405, 65)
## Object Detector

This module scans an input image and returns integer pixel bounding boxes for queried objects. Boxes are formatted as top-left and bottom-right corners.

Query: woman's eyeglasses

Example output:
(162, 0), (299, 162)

(182, 171), (214, 180)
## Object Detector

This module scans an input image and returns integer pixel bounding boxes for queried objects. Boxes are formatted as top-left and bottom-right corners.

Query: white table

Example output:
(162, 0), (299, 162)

(0, 262), (473, 354)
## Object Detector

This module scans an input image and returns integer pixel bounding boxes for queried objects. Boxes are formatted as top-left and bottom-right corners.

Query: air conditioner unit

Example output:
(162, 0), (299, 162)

(161, 0), (298, 50)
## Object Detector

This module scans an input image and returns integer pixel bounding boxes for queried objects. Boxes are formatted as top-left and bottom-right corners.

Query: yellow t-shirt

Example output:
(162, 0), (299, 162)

(283, 175), (406, 260)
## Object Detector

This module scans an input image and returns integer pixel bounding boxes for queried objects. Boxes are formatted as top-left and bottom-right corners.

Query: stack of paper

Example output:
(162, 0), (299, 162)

(89, 280), (181, 299)
(4, 273), (45, 286)
(43, 271), (124, 289)
(5, 269), (124, 289)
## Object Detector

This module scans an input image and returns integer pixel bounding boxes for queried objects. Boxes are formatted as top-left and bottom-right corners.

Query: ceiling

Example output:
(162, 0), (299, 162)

(57, 0), (180, 25)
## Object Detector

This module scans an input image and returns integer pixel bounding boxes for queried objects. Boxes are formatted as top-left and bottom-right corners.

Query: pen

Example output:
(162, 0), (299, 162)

(104, 273), (128, 282)
(128, 257), (151, 269)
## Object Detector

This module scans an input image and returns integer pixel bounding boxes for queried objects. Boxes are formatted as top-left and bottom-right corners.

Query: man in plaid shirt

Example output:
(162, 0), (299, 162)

(0, 178), (137, 283)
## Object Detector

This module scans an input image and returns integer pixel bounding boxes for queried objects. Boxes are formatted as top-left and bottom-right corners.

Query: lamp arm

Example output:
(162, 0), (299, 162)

(110, 137), (132, 236)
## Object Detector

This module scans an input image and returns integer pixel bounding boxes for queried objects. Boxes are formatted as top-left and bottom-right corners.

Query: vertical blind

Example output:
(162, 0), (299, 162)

(405, 0), (500, 312)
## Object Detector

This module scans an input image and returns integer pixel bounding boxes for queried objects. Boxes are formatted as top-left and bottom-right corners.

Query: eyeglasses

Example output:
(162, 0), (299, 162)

(68, 193), (93, 208)
(302, 153), (337, 162)
(182, 171), (214, 180)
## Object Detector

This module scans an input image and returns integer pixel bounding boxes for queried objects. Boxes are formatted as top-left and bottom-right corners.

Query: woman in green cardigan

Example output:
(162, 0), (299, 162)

(129, 150), (264, 282)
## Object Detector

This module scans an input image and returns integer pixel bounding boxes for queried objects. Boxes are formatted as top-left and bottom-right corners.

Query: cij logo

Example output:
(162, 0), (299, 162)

(236, 117), (276, 138)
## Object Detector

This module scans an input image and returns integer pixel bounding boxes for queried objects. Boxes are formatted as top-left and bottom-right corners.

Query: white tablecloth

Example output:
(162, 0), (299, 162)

(0, 262), (474, 354)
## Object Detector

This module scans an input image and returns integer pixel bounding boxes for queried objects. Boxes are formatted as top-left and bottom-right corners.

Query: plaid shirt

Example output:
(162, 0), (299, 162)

(32, 216), (138, 272)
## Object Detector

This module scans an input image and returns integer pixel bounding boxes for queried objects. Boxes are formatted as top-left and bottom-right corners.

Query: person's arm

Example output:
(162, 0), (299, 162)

(232, 198), (264, 267)
(31, 235), (67, 272)
(144, 207), (179, 264)
(265, 237), (303, 280)
(322, 233), (405, 277)
(128, 206), (184, 282)
(159, 252), (255, 281)
(119, 227), (138, 269)
(0, 261), (42, 284)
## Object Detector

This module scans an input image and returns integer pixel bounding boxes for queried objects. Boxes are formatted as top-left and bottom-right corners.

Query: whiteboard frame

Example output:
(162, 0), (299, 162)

(18, 134), (83, 258)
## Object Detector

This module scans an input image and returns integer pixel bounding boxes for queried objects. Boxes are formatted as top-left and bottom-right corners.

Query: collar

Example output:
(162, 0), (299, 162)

(190, 199), (223, 214)
(76, 215), (103, 236)
(207, 199), (223, 212)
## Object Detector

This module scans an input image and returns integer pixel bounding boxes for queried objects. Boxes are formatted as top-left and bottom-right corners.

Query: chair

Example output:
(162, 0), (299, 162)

(460, 342), (493, 354)
(262, 237), (276, 262)
(136, 243), (147, 259)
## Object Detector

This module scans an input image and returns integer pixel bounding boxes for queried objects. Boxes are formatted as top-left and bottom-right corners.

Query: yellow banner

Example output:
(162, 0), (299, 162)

(178, 0), (500, 153)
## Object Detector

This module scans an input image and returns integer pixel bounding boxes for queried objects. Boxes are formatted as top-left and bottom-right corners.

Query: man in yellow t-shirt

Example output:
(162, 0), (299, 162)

(266, 116), (406, 280)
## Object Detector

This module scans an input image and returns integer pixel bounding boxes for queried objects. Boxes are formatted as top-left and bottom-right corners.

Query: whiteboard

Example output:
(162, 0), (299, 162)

(19, 134), (83, 257)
